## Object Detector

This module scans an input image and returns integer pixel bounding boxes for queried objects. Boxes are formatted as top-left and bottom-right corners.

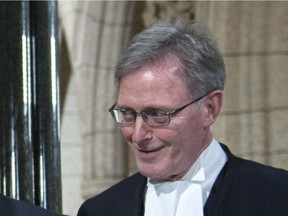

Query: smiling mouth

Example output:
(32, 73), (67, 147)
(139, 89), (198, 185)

(135, 146), (165, 162)
(139, 149), (156, 154)
(138, 146), (164, 153)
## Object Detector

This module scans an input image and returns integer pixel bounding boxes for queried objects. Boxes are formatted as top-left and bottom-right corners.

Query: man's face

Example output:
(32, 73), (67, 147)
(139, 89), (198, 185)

(116, 58), (211, 181)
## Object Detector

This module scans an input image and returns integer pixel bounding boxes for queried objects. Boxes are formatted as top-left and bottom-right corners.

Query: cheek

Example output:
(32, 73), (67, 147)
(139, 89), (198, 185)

(169, 116), (204, 147)
(121, 127), (132, 141)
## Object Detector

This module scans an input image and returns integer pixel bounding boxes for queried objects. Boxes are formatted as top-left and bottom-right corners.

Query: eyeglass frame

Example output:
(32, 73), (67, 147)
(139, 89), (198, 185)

(108, 92), (209, 127)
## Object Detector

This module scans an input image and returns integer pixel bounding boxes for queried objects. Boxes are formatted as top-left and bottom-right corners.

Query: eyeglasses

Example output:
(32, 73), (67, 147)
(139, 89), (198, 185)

(108, 93), (208, 127)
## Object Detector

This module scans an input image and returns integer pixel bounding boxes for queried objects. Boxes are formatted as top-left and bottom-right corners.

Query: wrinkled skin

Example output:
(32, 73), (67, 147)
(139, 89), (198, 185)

(116, 55), (222, 181)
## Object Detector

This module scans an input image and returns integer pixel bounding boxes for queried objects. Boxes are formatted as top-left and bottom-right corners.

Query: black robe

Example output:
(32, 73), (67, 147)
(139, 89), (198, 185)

(78, 144), (288, 216)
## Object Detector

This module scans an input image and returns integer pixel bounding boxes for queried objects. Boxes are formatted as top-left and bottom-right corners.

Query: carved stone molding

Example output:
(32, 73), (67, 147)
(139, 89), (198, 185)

(142, 1), (195, 26)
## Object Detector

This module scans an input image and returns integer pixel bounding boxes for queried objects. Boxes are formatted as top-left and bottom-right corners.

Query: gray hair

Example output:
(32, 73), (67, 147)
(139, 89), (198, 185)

(115, 20), (226, 97)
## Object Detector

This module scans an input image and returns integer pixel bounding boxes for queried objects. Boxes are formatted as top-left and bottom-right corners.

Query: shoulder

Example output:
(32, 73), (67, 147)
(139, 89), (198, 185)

(0, 194), (60, 216)
(220, 144), (288, 202)
(95, 172), (147, 198)
(221, 143), (288, 183)
(207, 144), (288, 215)
(77, 173), (146, 216)
(235, 157), (288, 193)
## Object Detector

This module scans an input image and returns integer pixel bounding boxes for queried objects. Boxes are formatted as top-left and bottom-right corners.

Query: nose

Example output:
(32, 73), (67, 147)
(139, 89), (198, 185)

(131, 115), (152, 144)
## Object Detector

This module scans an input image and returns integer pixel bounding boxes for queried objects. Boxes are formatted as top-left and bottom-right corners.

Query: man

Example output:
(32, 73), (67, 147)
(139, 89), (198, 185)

(77, 20), (288, 216)
(0, 193), (60, 216)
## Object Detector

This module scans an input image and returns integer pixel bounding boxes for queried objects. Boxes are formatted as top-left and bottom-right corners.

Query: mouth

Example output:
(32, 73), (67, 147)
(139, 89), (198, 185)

(136, 146), (165, 159)
(138, 145), (164, 152)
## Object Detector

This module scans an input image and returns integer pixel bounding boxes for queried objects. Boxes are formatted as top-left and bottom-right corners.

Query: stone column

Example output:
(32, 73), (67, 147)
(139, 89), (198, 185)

(59, 1), (143, 198)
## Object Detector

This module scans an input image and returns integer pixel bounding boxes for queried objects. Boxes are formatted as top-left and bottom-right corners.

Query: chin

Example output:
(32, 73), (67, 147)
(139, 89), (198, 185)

(138, 166), (167, 181)
(137, 165), (160, 179)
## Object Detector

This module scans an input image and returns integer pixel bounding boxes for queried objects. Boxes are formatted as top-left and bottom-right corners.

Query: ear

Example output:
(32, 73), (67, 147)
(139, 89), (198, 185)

(202, 90), (223, 128)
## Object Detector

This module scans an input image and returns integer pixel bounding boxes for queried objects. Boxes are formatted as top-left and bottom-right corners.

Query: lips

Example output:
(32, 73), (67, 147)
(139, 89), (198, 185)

(135, 145), (166, 161)
(138, 145), (164, 153)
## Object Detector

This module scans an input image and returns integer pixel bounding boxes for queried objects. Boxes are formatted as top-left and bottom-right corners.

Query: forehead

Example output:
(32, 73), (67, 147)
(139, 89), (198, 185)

(117, 56), (191, 106)
(121, 54), (186, 85)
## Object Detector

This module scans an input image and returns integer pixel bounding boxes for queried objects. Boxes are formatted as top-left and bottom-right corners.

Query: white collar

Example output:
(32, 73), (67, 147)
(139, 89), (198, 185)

(145, 139), (227, 216)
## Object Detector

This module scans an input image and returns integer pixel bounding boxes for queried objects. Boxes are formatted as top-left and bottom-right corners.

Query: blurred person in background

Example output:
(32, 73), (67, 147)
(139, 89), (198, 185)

(0, 193), (61, 216)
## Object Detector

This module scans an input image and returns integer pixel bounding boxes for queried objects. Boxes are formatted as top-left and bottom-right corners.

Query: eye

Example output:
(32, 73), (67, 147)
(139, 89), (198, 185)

(119, 109), (135, 123)
(145, 109), (169, 125)
(145, 109), (167, 117)
(119, 109), (133, 116)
